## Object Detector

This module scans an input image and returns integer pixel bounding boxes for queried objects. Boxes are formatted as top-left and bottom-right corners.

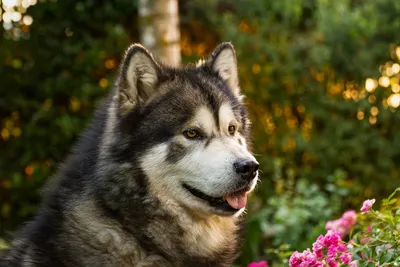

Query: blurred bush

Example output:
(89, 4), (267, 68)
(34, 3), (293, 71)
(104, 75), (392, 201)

(1, 0), (400, 265)
(0, 0), (137, 236)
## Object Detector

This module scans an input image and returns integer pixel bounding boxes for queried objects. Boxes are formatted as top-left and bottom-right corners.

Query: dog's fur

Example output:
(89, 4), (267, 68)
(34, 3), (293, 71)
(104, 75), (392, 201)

(1, 42), (259, 267)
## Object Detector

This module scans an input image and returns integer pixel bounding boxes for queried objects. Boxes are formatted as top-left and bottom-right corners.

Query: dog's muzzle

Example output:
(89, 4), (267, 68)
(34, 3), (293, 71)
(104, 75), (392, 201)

(233, 159), (259, 181)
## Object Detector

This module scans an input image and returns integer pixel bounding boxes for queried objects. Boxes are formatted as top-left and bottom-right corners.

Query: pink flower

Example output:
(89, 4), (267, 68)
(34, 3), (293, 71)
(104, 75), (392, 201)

(291, 231), (348, 267)
(326, 219), (345, 238)
(349, 260), (358, 267)
(303, 249), (322, 267)
(313, 247), (324, 259)
(341, 210), (357, 226)
(323, 230), (341, 247)
(340, 252), (352, 264)
(289, 251), (304, 267)
(312, 235), (325, 256)
(360, 199), (375, 214)
(289, 250), (324, 267)
(248, 261), (268, 267)
(327, 259), (338, 267)
(326, 210), (357, 238)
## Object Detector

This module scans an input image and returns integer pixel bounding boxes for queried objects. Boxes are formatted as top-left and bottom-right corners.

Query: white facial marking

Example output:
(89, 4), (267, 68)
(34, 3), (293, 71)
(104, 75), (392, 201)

(189, 106), (216, 136)
(218, 102), (237, 134)
(140, 143), (181, 197)
(140, 143), (222, 216)
(140, 104), (258, 218)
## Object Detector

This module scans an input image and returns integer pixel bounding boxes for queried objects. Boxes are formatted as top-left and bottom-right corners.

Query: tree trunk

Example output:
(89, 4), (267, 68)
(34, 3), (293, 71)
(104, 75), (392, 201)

(138, 0), (181, 66)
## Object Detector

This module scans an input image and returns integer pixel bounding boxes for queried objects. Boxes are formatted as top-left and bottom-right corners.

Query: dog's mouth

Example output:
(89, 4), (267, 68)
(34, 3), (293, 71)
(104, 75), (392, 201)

(183, 184), (250, 212)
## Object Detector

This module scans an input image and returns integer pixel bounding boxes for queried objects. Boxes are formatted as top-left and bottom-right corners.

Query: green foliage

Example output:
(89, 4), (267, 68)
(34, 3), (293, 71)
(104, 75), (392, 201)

(243, 171), (350, 264)
(349, 189), (400, 266)
(267, 179), (341, 248)
(277, 189), (400, 267)
(0, 0), (138, 234)
(185, 0), (400, 264)
(1, 0), (400, 265)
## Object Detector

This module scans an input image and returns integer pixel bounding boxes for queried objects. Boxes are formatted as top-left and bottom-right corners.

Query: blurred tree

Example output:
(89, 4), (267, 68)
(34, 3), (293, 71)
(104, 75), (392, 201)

(139, 0), (181, 65)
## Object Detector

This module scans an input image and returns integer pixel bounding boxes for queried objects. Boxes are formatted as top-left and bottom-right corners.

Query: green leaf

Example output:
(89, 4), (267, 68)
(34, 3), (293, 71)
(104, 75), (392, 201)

(385, 188), (400, 202)
(381, 252), (393, 263)
(363, 247), (372, 260)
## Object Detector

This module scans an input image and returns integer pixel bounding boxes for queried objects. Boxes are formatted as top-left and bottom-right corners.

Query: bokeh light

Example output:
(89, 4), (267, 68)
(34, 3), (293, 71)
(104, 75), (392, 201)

(388, 94), (400, 108)
(1, 0), (36, 32)
(365, 78), (377, 92)
(378, 76), (390, 87)
(369, 116), (377, 125)
(370, 106), (379, 116)
(11, 11), (21, 22)
(362, 46), (400, 123)
(393, 63), (400, 74)
(357, 110), (364, 120)
(2, 0), (18, 7)
(392, 84), (400, 93)
(22, 14), (32, 25)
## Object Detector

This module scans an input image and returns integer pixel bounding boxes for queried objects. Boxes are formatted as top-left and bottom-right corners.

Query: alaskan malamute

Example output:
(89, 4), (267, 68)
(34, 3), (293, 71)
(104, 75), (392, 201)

(1, 42), (259, 267)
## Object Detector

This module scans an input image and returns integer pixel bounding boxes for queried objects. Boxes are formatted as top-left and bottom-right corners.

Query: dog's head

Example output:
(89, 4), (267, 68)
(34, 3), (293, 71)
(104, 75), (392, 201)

(103, 43), (258, 217)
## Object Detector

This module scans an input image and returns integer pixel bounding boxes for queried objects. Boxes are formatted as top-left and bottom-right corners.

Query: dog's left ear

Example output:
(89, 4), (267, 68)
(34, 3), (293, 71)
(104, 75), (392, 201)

(208, 42), (241, 98)
(116, 44), (160, 116)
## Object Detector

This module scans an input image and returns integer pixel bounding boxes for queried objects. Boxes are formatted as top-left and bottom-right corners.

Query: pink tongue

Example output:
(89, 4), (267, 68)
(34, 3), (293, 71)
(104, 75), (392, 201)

(225, 191), (247, 209)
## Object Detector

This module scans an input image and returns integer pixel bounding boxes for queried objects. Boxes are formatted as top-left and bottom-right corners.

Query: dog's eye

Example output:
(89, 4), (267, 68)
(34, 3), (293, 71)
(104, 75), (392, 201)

(183, 128), (200, 139)
(228, 125), (236, 135)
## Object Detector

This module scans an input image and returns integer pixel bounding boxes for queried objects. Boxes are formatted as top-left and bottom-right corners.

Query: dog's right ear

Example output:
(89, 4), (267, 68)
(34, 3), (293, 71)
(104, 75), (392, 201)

(116, 44), (160, 115)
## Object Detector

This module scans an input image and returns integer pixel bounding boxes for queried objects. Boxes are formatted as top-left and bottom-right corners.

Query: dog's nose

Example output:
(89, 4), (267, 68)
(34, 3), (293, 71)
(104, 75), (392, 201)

(234, 159), (259, 181)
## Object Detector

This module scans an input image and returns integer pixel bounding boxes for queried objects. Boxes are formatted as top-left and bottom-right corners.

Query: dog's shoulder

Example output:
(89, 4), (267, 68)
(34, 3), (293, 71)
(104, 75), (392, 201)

(61, 198), (172, 266)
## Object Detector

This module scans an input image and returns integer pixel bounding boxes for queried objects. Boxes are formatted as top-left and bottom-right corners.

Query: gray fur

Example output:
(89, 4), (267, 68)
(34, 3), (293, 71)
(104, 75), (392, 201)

(0, 42), (258, 267)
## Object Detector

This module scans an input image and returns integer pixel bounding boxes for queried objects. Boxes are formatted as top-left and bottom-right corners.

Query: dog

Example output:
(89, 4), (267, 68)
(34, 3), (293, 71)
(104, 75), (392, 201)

(1, 42), (259, 267)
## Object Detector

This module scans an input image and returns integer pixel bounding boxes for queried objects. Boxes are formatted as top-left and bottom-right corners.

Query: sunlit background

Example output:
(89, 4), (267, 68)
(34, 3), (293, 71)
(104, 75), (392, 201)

(1, 0), (400, 266)
(1, 0), (35, 30)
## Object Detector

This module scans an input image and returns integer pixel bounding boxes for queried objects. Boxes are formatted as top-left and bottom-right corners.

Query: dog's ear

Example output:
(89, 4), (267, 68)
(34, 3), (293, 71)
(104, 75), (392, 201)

(116, 44), (160, 115)
(208, 42), (241, 98)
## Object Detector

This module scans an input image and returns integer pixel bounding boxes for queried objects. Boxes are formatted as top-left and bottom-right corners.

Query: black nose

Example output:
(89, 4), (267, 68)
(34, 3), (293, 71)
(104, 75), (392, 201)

(234, 159), (259, 181)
